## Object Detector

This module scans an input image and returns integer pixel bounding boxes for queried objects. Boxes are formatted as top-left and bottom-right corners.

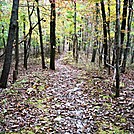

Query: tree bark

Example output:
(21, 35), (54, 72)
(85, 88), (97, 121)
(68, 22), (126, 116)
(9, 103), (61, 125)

(23, 16), (27, 69)
(13, 12), (19, 83)
(0, 0), (19, 88)
(131, 49), (134, 64)
(91, 3), (99, 63)
(115, 0), (121, 97)
(101, 0), (108, 67)
(107, 0), (111, 75)
(50, 0), (56, 70)
(72, 1), (78, 63)
(2, 25), (6, 47)
(122, 0), (133, 73)
(24, 1), (34, 69)
(15, 14), (19, 72)
(119, 0), (129, 65)
(35, 0), (46, 69)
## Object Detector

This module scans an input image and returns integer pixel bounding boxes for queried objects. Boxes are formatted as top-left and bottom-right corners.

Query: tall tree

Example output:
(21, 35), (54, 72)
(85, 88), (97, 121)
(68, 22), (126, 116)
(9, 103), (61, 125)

(122, 0), (133, 73)
(119, 0), (129, 65)
(13, 11), (19, 83)
(23, 15), (27, 69)
(101, 0), (108, 67)
(0, 0), (19, 88)
(91, 3), (99, 63)
(73, 0), (78, 63)
(50, 0), (56, 70)
(107, 0), (111, 75)
(24, 1), (35, 70)
(35, 0), (46, 69)
(115, 0), (121, 97)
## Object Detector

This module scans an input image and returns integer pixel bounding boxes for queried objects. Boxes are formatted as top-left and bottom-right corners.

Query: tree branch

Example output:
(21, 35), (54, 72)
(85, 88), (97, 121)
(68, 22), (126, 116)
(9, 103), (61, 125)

(19, 18), (45, 44)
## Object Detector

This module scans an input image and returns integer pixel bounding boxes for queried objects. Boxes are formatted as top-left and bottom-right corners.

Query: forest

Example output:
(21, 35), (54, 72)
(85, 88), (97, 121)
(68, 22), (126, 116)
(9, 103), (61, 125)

(0, 0), (134, 133)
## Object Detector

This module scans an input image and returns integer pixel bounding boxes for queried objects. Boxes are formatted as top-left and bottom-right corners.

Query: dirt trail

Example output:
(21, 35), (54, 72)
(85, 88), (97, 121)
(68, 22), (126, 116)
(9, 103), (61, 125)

(0, 53), (133, 133)
(44, 56), (95, 133)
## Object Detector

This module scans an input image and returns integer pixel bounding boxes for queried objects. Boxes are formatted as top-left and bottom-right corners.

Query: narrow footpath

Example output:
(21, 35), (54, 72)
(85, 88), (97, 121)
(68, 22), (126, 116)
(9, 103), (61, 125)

(44, 56), (96, 133)
(0, 52), (133, 133)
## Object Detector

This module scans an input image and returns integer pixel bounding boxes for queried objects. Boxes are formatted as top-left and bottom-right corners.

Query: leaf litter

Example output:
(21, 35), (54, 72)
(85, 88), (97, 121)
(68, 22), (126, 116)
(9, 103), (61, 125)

(0, 54), (134, 134)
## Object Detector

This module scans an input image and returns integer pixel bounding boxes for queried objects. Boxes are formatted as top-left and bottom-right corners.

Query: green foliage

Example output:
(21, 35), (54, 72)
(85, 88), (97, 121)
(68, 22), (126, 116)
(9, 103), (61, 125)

(66, 10), (73, 19)
(0, 1), (11, 49)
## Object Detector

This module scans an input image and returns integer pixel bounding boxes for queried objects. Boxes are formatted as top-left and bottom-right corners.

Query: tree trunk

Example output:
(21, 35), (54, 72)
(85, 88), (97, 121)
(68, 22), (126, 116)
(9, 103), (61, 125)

(15, 14), (19, 72)
(107, 0), (111, 75)
(91, 3), (99, 63)
(24, 1), (34, 69)
(63, 36), (65, 51)
(119, 0), (128, 65)
(23, 16), (27, 69)
(115, 0), (121, 97)
(101, 0), (108, 67)
(75, 35), (78, 63)
(73, 1), (78, 62)
(131, 49), (134, 64)
(0, 0), (19, 88)
(122, 0), (133, 73)
(2, 25), (6, 47)
(35, 0), (46, 69)
(50, 0), (56, 70)
(13, 13), (19, 83)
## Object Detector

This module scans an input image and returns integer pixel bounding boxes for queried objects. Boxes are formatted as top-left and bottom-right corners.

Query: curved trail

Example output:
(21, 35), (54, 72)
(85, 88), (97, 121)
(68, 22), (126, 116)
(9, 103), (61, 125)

(1, 53), (133, 133)
(44, 55), (96, 133)
(0, 53), (96, 134)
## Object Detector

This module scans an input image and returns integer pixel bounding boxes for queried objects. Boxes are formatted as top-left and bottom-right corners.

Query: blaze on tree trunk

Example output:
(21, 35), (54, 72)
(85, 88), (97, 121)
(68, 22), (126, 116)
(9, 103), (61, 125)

(50, 0), (56, 70)
(35, 0), (46, 69)
(101, 0), (108, 67)
(122, 0), (133, 73)
(115, 0), (121, 97)
(0, 0), (19, 88)
(119, 0), (129, 65)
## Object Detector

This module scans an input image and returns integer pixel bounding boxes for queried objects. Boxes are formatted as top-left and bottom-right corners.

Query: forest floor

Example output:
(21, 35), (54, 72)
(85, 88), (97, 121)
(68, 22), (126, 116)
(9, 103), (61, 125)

(0, 51), (134, 134)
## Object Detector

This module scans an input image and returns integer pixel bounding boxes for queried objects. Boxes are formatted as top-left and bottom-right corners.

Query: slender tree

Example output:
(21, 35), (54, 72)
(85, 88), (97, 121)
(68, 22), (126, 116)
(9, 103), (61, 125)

(35, 0), (46, 69)
(50, 0), (56, 70)
(15, 18), (19, 72)
(23, 1), (35, 69)
(131, 49), (134, 64)
(122, 0), (133, 73)
(101, 0), (108, 67)
(107, 0), (111, 75)
(73, 0), (78, 63)
(119, 0), (129, 65)
(13, 12), (19, 83)
(91, 3), (99, 63)
(115, 0), (121, 97)
(0, 0), (19, 88)
(23, 15), (27, 69)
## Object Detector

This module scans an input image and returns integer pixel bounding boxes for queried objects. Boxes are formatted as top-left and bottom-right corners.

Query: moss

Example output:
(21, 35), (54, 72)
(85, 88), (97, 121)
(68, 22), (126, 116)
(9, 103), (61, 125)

(98, 121), (129, 134)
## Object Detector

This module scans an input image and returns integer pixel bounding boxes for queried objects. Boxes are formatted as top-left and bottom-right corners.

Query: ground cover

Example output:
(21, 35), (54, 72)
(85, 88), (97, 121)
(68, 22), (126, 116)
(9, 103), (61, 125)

(0, 52), (133, 134)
